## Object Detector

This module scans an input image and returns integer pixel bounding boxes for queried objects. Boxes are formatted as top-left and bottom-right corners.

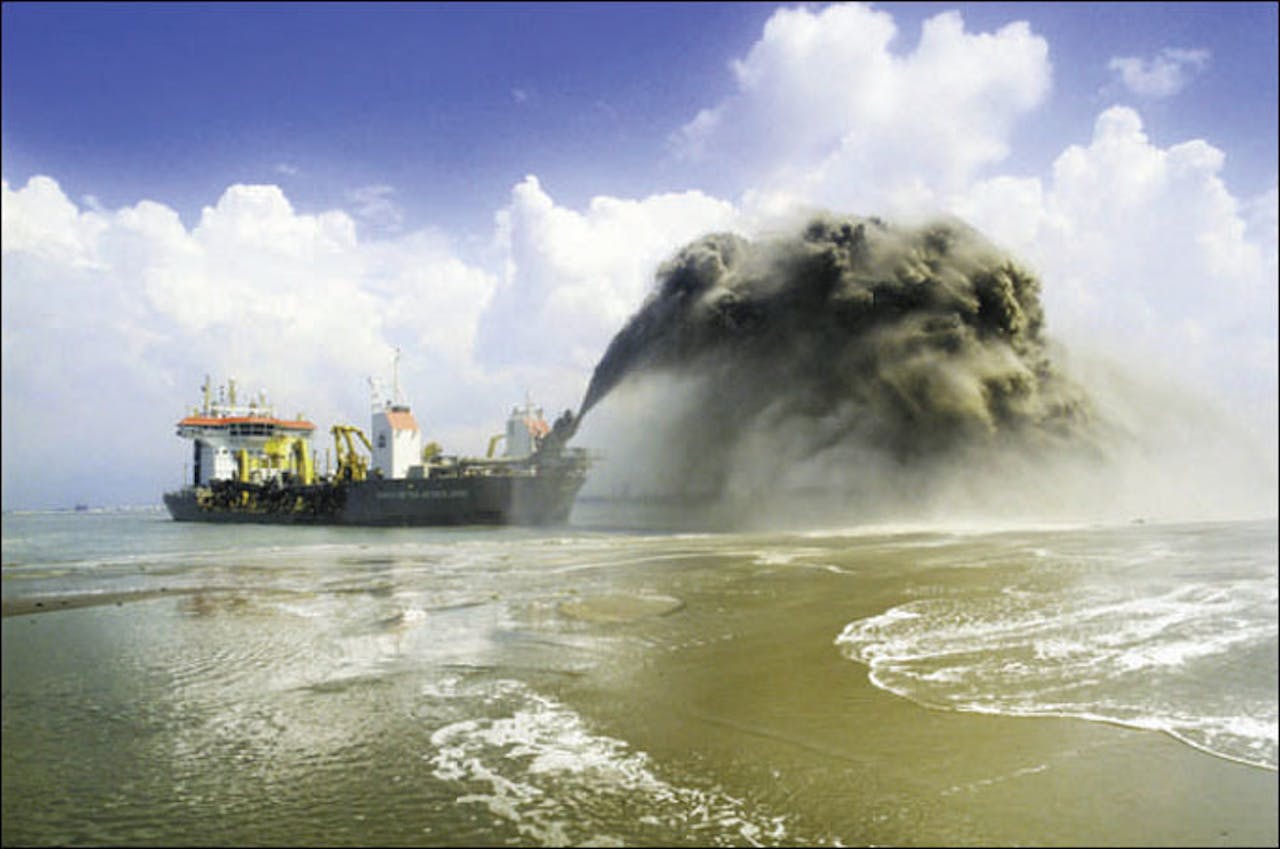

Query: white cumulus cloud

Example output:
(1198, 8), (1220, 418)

(671, 3), (1051, 219)
(346, 183), (405, 232)
(959, 106), (1276, 391)
(1109, 47), (1210, 99)
(477, 175), (740, 373)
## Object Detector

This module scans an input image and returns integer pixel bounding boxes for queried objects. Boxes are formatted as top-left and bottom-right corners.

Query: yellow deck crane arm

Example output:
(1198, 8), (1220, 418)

(330, 424), (374, 482)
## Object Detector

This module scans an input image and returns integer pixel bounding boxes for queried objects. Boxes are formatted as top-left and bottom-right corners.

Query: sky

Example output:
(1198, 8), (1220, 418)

(2, 1), (1276, 510)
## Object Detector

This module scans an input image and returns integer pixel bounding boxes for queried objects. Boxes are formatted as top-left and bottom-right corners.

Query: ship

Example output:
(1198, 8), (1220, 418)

(162, 365), (589, 526)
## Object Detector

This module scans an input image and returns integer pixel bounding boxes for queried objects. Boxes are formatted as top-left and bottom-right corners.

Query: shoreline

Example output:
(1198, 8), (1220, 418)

(0, 586), (288, 618)
(2, 588), (188, 618)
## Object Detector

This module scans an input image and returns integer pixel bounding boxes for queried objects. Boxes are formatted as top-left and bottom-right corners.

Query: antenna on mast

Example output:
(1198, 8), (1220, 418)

(393, 347), (402, 406)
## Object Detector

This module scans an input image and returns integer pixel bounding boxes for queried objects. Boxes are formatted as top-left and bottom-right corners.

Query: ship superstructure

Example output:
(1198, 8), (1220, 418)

(368, 349), (423, 480)
(178, 376), (316, 488)
(499, 397), (552, 459)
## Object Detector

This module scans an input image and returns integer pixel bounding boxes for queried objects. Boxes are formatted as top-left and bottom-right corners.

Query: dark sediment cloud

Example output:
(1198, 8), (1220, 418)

(570, 213), (1098, 508)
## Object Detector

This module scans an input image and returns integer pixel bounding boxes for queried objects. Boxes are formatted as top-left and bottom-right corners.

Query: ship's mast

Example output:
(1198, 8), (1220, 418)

(369, 348), (408, 412)
(393, 347), (403, 407)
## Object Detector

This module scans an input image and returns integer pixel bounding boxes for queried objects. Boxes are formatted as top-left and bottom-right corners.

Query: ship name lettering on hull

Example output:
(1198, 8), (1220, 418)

(373, 489), (468, 500)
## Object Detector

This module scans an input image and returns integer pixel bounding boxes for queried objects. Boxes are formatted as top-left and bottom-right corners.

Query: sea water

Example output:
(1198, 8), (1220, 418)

(2, 506), (1276, 846)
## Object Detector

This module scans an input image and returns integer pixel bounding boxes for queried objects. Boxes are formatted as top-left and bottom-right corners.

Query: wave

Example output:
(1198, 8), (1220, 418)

(835, 567), (1278, 770)
(424, 676), (795, 846)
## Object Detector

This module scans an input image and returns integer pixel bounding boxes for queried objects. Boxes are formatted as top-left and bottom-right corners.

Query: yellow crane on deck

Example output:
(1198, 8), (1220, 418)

(331, 425), (374, 482)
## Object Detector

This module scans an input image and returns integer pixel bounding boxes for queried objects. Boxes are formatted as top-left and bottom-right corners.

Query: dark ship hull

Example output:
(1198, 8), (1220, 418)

(164, 454), (589, 527)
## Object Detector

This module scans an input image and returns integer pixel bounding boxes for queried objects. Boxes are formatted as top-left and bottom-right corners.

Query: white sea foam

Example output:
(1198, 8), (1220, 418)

(424, 676), (791, 846)
(836, 535), (1279, 770)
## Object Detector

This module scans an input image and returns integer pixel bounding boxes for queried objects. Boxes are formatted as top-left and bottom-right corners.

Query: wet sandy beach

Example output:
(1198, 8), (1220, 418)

(3, 511), (1276, 846)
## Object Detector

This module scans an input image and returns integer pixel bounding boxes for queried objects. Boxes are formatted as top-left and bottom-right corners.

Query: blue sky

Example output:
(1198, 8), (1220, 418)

(2, 2), (1277, 511)
(5, 2), (1274, 235)
(3, 2), (778, 233)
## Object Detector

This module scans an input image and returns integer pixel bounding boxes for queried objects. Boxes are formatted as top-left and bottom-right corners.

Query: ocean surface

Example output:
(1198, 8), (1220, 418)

(2, 504), (1276, 846)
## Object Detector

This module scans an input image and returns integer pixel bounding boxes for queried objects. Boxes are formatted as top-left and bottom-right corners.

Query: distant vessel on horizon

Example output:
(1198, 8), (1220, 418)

(163, 359), (588, 526)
